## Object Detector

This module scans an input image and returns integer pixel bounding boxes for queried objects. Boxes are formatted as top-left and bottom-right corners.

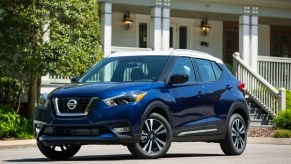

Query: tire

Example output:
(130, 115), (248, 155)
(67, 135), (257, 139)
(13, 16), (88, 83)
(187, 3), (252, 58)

(220, 113), (247, 155)
(37, 143), (81, 160)
(127, 113), (172, 159)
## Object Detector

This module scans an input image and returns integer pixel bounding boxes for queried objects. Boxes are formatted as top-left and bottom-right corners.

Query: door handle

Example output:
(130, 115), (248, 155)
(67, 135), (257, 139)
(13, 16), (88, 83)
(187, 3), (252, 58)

(226, 85), (232, 90)
(197, 91), (204, 98)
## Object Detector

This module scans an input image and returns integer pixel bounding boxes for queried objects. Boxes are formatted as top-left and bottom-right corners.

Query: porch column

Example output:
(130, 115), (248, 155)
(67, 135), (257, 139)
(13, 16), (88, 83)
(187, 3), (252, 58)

(161, 0), (170, 50)
(150, 0), (162, 50)
(250, 7), (259, 72)
(99, 0), (112, 57)
(239, 6), (250, 66)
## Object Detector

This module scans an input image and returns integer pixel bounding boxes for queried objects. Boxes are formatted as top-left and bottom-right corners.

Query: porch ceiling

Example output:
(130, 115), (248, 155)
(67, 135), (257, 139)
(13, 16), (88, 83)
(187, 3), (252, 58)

(112, 4), (291, 26)
(200, 0), (291, 10)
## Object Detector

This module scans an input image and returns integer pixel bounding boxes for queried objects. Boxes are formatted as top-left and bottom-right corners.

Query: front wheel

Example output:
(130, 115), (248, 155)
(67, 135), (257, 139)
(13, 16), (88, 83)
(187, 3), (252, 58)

(37, 143), (81, 160)
(220, 113), (247, 155)
(127, 113), (172, 159)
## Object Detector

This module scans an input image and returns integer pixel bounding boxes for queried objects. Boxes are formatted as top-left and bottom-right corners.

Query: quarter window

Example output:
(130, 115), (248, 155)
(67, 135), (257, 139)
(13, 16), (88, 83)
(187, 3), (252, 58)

(211, 61), (223, 79)
(169, 57), (196, 83)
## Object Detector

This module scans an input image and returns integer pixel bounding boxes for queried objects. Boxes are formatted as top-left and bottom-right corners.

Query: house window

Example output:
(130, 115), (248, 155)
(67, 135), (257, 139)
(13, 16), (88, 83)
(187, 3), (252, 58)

(271, 25), (291, 58)
(139, 23), (148, 48)
(179, 26), (187, 49)
(169, 24), (189, 49)
(170, 27), (173, 48)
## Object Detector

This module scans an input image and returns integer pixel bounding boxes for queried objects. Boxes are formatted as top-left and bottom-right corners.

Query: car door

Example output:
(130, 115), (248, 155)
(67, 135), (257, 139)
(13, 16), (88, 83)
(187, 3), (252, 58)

(167, 57), (207, 137)
(194, 58), (231, 135)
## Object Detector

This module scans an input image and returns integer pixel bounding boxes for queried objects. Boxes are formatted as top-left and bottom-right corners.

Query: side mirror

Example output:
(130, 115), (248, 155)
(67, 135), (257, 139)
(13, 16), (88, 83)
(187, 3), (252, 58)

(169, 74), (189, 84)
(71, 76), (80, 84)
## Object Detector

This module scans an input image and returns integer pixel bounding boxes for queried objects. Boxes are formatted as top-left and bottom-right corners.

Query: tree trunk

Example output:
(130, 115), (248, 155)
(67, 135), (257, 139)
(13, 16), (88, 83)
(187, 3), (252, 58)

(27, 75), (38, 119)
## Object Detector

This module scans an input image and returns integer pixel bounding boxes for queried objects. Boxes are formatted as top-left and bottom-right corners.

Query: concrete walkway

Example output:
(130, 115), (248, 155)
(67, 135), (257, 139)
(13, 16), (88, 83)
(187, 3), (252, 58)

(1, 137), (291, 149)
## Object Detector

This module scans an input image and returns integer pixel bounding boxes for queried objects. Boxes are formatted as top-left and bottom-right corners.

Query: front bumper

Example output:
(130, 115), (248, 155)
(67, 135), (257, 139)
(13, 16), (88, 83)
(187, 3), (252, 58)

(34, 120), (140, 146)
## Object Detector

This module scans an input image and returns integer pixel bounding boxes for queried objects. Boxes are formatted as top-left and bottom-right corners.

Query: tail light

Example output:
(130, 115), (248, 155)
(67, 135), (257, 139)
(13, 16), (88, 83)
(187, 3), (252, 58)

(238, 82), (245, 93)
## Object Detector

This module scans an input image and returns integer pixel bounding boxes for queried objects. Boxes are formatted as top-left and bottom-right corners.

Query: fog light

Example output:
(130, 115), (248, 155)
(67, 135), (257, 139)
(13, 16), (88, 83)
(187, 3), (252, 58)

(113, 127), (131, 133)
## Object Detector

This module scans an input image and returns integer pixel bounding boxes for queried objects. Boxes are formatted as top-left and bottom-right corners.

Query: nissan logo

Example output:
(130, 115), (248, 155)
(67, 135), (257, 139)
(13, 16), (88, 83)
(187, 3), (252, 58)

(67, 99), (78, 110)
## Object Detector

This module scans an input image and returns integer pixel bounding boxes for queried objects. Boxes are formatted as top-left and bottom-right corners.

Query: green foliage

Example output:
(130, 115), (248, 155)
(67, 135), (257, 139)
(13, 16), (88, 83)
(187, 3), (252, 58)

(273, 129), (291, 138)
(0, 77), (24, 112)
(0, 0), (102, 77)
(0, 1), (102, 116)
(273, 109), (291, 130)
(0, 104), (33, 139)
(225, 63), (233, 74)
(286, 89), (291, 110)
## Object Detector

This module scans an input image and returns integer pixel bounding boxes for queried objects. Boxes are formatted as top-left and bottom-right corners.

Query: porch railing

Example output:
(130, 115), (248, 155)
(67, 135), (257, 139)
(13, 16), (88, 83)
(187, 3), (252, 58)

(233, 52), (286, 117)
(41, 73), (71, 84)
(258, 56), (291, 90)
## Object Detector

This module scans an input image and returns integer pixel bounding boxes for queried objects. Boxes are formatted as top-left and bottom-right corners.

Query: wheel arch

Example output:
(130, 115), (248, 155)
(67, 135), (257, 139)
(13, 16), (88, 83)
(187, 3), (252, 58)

(225, 100), (250, 134)
(140, 100), (172, 133)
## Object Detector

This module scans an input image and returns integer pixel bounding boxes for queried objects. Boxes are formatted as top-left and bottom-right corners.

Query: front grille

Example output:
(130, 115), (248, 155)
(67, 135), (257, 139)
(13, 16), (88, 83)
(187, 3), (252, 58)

(52, 97), (99, 116)
(57, 97), (91, 113)
(44, 126), (111, 136)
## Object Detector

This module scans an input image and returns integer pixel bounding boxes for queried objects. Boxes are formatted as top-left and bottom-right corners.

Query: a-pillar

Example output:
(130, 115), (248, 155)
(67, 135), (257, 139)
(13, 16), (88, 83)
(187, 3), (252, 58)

(250, 7), (259, 72)
(99, 0), (112, 57)
(150, 0), (162, 50)
(161, 0), (170, 50)
(239, 6), (250, 66)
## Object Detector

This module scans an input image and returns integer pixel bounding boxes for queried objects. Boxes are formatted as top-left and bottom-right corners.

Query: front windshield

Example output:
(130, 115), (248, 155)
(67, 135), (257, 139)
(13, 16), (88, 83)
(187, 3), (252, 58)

(79, 56), (170, 83)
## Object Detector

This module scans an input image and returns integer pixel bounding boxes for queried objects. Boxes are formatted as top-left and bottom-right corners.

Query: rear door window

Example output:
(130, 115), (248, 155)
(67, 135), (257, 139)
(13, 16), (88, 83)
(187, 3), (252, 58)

(196, 59), (222, 82)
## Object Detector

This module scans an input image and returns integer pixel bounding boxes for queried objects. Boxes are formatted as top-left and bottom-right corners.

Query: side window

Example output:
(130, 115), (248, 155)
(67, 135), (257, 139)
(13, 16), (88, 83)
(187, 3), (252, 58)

(211, 61), (223, 80)
(168, 57), (196, 83)
(196, 59), (216, 82)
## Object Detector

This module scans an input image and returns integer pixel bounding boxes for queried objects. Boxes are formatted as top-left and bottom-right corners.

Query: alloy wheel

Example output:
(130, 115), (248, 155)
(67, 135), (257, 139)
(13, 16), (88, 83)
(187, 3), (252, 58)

(138, 118), (168, 154)
(231, 118), (246, 150)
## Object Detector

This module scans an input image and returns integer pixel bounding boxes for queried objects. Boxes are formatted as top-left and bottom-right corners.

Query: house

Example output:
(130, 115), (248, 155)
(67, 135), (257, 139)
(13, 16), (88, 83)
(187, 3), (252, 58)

(41, 0), (290, 126)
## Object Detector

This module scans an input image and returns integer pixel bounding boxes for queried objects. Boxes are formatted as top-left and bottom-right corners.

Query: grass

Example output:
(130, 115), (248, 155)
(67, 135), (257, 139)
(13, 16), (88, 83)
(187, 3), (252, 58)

(273, 129), (291, 138)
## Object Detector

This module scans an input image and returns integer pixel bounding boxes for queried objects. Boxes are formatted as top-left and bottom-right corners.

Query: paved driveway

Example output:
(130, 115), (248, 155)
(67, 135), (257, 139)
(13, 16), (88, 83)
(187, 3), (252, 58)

(1, 142), (291, 164)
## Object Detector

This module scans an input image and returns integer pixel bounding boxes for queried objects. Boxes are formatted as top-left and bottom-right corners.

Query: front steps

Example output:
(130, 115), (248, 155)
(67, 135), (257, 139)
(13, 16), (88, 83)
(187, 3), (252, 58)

(248, 99), (273, 127)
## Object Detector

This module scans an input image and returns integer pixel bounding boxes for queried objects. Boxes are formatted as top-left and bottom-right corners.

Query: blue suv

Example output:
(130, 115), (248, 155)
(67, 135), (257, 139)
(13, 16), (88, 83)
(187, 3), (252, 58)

(34, 49), (249, 160)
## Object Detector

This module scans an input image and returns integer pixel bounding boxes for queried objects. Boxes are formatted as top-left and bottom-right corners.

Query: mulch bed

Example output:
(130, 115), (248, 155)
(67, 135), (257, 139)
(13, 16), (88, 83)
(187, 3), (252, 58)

(248, 127), (276, 137)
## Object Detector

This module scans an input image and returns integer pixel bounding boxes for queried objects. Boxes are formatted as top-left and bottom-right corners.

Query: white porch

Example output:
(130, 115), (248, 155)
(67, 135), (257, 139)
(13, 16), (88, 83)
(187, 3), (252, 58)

(41, 0), (291, 90)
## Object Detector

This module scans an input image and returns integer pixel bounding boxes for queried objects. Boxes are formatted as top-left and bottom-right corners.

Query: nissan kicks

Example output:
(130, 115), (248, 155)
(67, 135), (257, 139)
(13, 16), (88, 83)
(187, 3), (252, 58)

(34, 49), (249, 160)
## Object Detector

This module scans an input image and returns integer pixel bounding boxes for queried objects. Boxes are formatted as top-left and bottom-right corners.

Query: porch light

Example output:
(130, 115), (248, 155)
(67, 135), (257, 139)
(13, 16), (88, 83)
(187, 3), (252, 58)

(201, 18), (210, 36)
(123, 13), (133, 30)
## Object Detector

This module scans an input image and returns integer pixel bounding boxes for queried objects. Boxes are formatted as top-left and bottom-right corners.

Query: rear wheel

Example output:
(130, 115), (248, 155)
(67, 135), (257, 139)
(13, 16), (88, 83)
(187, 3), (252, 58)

(220, 113), (247, 155)
(37, 143), (81, 160)
(127, 113), (172, 159)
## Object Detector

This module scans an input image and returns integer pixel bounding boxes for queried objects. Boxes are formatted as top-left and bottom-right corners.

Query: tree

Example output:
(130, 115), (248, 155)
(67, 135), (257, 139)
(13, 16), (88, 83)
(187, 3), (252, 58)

(0, 0), (102, 118)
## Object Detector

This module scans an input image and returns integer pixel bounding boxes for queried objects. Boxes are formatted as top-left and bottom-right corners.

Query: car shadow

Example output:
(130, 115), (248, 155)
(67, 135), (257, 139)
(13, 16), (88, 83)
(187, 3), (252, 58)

(4, 153), (224, 162)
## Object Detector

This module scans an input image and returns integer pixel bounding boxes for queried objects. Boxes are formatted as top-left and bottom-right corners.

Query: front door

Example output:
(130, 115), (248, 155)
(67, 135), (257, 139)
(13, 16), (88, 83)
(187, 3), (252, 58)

(170, 23), (189, 49)
(223, 22), (239, 66)
(167, 57), (206, 137)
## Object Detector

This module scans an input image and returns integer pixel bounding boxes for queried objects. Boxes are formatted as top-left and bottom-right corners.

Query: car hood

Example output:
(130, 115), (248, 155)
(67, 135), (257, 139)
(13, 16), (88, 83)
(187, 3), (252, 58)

(49, 82), (153, 99)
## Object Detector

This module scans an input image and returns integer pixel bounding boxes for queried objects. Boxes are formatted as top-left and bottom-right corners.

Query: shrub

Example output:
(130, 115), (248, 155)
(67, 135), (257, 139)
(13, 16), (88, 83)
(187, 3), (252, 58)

(273, 129), (291, 138)
(225, 63), (233, 74)
(0, 104), (33, 139)
(0, 77), (24, 112)
(286, 89), (291, 109)
(272, 108), (291, 130)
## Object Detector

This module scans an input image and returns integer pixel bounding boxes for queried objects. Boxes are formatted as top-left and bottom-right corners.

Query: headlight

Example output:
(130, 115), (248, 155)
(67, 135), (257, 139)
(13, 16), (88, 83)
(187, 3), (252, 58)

(38, 93), (49, 108)
(103, 91), (147, 107)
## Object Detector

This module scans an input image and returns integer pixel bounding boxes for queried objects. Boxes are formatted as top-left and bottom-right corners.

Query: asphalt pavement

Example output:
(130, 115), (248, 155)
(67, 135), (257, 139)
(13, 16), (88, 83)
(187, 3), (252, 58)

(0, 141), (291, 164)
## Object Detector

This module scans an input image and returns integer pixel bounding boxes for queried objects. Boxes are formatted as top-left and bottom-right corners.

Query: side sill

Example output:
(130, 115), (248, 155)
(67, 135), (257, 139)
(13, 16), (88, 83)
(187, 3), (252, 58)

(173, 135), (225, 142)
